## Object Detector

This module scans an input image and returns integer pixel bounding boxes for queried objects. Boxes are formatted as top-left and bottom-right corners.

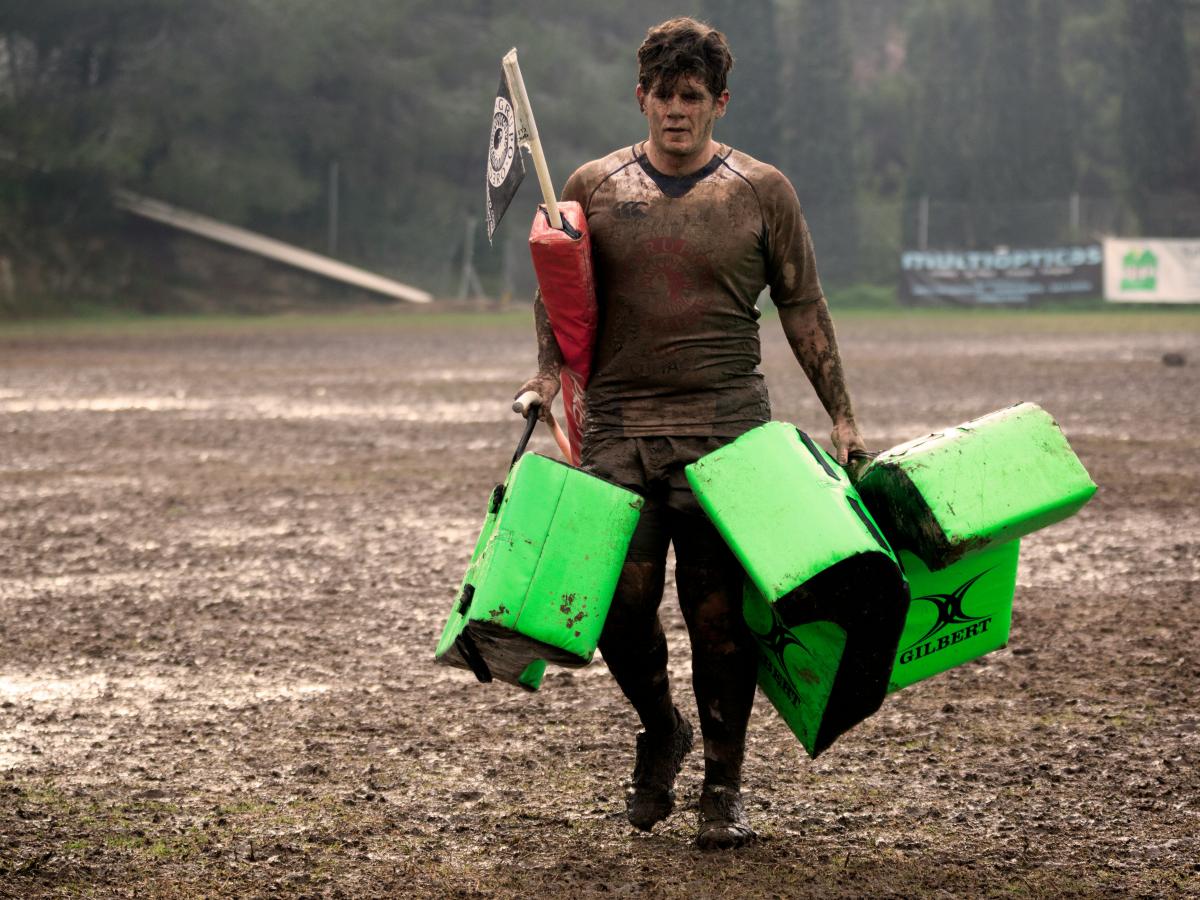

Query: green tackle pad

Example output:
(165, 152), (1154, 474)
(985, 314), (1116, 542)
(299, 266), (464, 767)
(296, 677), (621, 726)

(686, 422), (910, 756)
(435, 452), (643, 691)
(855, 402), (1097, 571)
(887, 540), (1020, 692)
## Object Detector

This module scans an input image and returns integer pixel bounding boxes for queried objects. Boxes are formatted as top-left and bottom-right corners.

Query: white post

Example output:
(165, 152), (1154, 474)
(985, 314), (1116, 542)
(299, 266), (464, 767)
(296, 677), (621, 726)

(0, 256), (14, 308)
(918, 195), (930, 251)
(1069, 192), (1080, 237)
(327, 160), (339, 256)
(501, 49), (563, 230)
(500, 236), (514, 307)
(458, 216), (475, 300)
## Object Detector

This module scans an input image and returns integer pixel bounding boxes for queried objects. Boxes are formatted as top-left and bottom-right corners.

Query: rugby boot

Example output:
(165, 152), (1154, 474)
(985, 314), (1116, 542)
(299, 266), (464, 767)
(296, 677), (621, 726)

(625, 707), (694, 831)
(695, 783), (757, 850)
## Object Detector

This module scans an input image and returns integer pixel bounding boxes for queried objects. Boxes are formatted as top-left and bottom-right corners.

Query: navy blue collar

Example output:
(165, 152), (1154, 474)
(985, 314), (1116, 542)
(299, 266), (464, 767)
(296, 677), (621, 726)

(636, 145), (727, 198)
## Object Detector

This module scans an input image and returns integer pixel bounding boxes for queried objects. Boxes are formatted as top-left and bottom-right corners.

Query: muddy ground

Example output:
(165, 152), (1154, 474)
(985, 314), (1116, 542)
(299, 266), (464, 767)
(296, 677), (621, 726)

(1, 309), (1197, 898)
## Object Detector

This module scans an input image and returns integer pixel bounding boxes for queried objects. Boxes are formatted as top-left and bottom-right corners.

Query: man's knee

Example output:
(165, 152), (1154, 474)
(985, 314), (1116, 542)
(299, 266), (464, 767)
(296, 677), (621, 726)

(676, 565), (754, 658)
(600, 559), (666, 646)
(599, 560), (673, 721)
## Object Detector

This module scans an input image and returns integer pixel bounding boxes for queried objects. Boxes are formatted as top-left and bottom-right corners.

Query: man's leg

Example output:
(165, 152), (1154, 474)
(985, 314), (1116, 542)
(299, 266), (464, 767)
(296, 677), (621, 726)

(586, 434), (678, 738)
(582, 432), (694, 832)
(673, 513), (759, 849)
(597, 523), (694, 831)
(598, 558), (674, 734)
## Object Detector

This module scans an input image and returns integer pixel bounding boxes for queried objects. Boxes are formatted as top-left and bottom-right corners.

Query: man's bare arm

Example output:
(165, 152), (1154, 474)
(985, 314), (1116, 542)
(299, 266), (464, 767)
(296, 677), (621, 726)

(778, 298), (866, 466)
(514, 290), (563, 421)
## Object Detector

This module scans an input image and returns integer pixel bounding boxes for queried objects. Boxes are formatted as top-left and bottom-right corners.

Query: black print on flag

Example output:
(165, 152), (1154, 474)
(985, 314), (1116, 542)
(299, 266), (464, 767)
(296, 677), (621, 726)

(485, 71), (525, 242)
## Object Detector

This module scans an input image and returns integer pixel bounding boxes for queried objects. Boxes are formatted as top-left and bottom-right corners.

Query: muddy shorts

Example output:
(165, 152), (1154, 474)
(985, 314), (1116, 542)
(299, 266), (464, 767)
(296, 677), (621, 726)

(581, 433), (739, 565)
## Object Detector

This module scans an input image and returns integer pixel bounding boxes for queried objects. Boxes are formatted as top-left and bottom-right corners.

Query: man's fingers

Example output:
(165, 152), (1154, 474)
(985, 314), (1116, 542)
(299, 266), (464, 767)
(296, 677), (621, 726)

(514, 373), (561, 420)
(513, 389), (541, 418)
(831, 430), (849, 466)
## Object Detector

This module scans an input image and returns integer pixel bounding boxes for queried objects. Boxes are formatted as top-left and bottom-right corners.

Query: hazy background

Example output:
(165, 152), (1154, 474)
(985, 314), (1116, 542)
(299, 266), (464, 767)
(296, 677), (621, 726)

(1, 0), (1198, 315)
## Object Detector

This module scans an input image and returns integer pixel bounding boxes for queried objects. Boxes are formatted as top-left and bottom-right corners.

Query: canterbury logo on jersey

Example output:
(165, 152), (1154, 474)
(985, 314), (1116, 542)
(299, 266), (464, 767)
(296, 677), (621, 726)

(612, 200), (649, 220)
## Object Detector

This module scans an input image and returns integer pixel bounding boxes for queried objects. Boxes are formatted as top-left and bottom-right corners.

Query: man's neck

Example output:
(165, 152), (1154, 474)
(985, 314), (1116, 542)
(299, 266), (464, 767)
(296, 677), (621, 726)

(642, 138), (721, 176)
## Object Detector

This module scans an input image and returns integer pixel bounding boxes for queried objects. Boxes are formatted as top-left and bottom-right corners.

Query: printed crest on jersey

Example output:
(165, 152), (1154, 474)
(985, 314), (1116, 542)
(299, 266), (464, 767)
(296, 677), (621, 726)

(634, 236), (714, 326)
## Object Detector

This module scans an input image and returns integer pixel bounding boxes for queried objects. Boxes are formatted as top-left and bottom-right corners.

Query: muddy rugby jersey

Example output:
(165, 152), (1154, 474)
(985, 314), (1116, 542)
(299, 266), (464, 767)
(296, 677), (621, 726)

(562, 143), (824, 437)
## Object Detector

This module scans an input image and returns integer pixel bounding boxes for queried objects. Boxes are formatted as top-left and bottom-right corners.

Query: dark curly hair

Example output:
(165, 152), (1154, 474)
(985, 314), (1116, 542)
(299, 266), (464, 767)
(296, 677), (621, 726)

(637, 17), (734, 99)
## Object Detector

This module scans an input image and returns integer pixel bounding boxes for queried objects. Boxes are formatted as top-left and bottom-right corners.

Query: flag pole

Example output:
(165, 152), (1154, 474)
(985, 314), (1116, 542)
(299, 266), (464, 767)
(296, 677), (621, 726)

(502, 49), (563, 230)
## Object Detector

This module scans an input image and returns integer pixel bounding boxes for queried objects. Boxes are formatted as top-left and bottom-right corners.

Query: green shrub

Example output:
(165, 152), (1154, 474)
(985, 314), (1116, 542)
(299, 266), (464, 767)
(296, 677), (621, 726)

(826, 283), (898, 309)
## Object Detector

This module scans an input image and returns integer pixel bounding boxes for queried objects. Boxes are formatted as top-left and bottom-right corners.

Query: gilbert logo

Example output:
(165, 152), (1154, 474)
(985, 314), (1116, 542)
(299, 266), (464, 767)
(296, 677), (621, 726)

(899, 570), (993, 665)
(757, 616), (814, 708)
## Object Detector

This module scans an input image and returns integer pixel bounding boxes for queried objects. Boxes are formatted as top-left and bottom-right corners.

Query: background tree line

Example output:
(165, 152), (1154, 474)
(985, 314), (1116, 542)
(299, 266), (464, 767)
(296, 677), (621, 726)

(1, 0), (1198, 311)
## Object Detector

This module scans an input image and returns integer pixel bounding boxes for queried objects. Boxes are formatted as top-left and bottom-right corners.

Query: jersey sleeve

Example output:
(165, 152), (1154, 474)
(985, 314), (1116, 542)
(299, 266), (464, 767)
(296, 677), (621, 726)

(761, 170), (825, 309)
(560, 165), (592, 208)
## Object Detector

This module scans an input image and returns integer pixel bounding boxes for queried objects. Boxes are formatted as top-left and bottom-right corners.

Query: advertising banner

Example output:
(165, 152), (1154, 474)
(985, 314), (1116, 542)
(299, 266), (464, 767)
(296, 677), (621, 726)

(899, 245), (1103, 306)
(1103, 238), (1200, 303)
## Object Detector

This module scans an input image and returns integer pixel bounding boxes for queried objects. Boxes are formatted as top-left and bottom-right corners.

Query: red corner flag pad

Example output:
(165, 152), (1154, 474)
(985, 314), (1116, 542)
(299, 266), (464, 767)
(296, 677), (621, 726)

(529, 202), (597, 464)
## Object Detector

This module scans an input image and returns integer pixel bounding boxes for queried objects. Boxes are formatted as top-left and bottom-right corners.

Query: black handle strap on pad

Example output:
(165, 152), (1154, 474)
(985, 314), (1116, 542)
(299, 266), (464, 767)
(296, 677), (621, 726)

(540, 205), (581, 240)
(456, 631), (493, 684)
(848, 449), (878, 463)
(796, 427), (841, 481)
(845, 448), (879, 484)
(511, 409), (539, 468)
(456, 583), (476, 617)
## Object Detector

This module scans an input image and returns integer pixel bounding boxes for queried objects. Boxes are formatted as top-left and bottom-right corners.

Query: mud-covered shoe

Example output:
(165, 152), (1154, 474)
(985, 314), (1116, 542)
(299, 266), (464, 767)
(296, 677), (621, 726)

(625, 708), (694, 831)
(696, 784), (757, 850)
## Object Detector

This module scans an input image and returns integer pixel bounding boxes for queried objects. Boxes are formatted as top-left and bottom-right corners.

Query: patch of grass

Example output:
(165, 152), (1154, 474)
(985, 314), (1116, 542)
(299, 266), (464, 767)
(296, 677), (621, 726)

(217, 799), (277, 816)
(0, 305), (532, 339)
(827, 283), (900, 309)
(146, 828), (214, 861)
(1035, 708), (1086, 727)
(284, 794), (356, 822)
(20, 784), (71, 807)
(1000, 876), (1037, 896)
(103, 833), (150, 850)
(831, 307), (1200, 338)
(5, 299), (1199, 346)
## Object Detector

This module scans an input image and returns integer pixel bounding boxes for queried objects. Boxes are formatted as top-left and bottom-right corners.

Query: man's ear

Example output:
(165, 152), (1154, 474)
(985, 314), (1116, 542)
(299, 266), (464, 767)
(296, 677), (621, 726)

(714, 89), (730, 118)
(635, 83), (646, 115)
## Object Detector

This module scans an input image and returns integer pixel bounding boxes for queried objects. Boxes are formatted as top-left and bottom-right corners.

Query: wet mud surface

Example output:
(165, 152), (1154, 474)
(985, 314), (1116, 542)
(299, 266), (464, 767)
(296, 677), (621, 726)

(1, 310), (1198, 897)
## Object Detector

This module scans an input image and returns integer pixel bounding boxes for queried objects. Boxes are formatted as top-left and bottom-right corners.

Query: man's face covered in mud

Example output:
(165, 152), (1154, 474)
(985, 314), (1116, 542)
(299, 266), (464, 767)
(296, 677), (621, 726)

(637, 72), (728, 164)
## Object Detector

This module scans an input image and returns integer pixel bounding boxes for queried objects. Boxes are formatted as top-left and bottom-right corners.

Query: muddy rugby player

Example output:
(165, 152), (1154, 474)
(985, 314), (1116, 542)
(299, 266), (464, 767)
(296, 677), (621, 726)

(517, 17), (867, 849)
